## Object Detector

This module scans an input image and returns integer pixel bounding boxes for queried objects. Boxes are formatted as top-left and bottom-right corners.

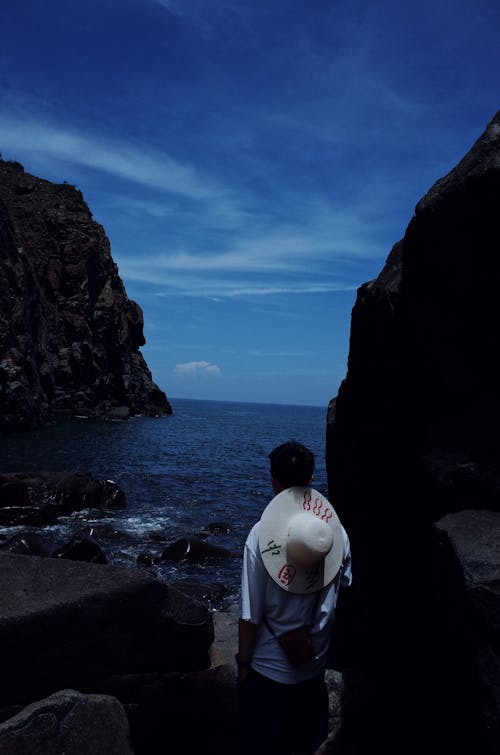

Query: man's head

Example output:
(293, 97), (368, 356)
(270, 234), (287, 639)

(269, 441), (314, 492)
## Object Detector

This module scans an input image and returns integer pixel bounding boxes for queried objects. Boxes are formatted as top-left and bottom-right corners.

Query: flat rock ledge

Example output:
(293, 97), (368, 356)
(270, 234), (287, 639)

(0, 552), (213, 709)
(0, 559), (348, 753)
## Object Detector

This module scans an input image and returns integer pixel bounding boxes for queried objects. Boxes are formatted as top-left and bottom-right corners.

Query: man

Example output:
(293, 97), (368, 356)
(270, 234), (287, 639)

(238, 441), (352, 755)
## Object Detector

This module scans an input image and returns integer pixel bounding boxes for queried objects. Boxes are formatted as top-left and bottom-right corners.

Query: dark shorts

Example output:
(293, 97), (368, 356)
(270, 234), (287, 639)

(238, 668), (329, 754)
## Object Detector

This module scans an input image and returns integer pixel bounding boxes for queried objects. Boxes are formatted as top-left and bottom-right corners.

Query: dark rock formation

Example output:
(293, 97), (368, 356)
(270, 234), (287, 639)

(172, 578), (227, 603)
(161, 536), (232, 562)
(0, 553), (213, 709)
(52, 529), (108, 564)
(326, 111), (500, 753)
(0, 689), (134, 755)
(0, 158), (172, 431)
(0, 533), (51, 557)
(0, 554), (251, 753)
(0, 471), (125, 526)
(112, 665), (240, 754)
(436, 509), (500, 749)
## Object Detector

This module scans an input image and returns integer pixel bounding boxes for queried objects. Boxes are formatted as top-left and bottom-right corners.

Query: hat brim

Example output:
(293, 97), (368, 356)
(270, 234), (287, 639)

(259, 487), (344, 594)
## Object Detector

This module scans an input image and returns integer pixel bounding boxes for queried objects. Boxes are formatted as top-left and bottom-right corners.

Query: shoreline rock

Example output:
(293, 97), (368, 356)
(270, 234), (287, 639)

(0, 471), (125, 527)
(0, 158), (172, 432)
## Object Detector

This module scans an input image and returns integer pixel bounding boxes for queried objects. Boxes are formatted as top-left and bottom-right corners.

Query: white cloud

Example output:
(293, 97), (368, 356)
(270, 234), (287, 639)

(0, 110), (391, 301)
(148, 280), (357, 298)
(0, 117), (225, 203)
(117, 200), (387, 296)
(120, 199), (386, 273)
(174, 360), (221, 375)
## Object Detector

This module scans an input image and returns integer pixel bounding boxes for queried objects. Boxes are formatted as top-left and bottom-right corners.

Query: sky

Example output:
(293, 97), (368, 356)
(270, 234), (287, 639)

(0, 1), (499, 408)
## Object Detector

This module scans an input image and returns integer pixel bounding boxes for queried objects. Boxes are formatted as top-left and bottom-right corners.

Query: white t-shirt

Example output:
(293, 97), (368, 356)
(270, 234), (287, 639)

(239, 519), (352, 684)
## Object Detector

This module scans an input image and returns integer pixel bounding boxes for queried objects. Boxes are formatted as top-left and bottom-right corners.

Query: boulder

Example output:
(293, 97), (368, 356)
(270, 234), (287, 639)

(199, 521), (232, 535)
(172, 578), (226, 603)
(136, 551), (160, 566)
(0, 471), (126, 527)
(161, 537), (232, 563)
(0, 552), (213, 708)
(52, 530), (108, 564)
(0, 533), (50, 557)
(0, 689), (133, 755)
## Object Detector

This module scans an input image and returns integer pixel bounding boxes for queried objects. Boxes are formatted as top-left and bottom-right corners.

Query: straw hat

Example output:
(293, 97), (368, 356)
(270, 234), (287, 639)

(259, 486), (344, 594)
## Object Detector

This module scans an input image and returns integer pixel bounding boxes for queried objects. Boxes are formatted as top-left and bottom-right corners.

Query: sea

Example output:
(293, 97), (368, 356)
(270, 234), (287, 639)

(0, 398), (330, 610)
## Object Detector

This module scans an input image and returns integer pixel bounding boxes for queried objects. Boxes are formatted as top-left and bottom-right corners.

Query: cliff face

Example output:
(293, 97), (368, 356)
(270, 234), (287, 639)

(0, 159), (171, 430)
(328, 111), (500, 524)
(326, 112), (500, 754)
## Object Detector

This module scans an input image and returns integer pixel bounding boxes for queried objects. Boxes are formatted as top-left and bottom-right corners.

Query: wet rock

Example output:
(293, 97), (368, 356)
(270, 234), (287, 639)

(172, 578), (226, 603)
(107, 406), (130, 421)
(136, 551), (160, 566)
(0, 471), (126, 527)
(161, 537), (232, 563)
(54, 473), (126, 512)
(196, 521), (232, 538)
(0, 506), (58, 527)
(0, 533), (50, 557)
(52, 530), (108, 564)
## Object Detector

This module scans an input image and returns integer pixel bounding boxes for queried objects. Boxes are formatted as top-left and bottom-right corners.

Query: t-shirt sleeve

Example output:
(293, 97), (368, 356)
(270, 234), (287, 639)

(239, 523), (268, 624)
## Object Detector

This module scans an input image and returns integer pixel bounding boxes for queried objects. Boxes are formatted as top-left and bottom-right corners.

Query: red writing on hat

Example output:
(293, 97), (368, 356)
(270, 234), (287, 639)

(278, 564), (297, 586)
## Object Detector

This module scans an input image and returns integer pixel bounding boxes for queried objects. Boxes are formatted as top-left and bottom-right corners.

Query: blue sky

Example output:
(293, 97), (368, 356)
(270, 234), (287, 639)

(0, 1), (499, 407)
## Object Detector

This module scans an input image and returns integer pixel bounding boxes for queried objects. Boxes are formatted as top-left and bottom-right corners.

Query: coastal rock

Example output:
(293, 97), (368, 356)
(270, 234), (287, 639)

(326, 111), (500, 753)
(52, 529), (108, 564)
(0, 533), (50, 557)
(0, 552), (213, 708)
(136, 551), (160, 566)
(161, 536), (232, 562)
(0, 471), (126, 527)
(0, 689), (133, 755)
(0, 158), (172, 431)
(172, 578), (226, 603)
(202, 521), (232, 534)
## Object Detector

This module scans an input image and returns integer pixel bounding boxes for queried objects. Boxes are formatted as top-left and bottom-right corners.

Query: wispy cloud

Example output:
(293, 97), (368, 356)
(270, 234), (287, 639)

(174, 360), (221, 375)
(0, 117), (226, 203)
(118, 201), (387, 296)
(247, 348), (313, 358)
(0, 108), (390, 301)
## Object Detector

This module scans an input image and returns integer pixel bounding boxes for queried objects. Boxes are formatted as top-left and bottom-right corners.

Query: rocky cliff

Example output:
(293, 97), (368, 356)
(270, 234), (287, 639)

(326, 111), (500, 754)
(0, 158), (171, 430)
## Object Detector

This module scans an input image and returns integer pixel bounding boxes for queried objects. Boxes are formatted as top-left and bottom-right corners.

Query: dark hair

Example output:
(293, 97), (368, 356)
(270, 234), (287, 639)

(269, 441), (314, 488)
